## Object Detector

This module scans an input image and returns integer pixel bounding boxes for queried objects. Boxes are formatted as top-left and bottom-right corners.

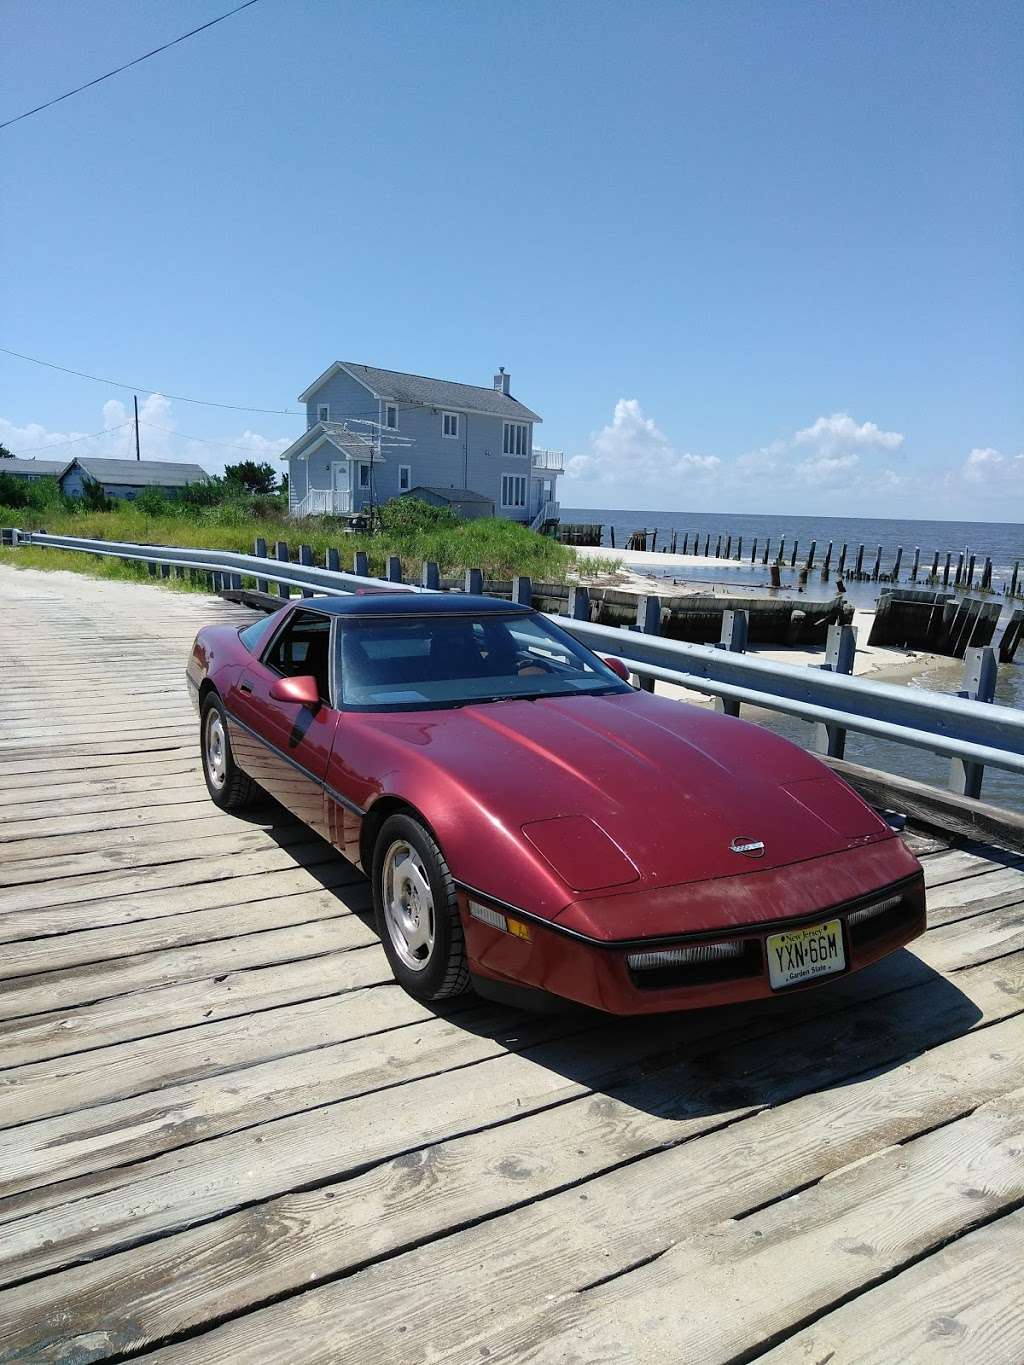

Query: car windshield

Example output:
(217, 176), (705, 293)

(336, 611), (631, 711)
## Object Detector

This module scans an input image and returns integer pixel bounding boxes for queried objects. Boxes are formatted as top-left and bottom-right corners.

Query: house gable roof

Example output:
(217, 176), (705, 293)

(298, 362), (542, 423)
(0, 458), (66, 477)
(60, 457), (208, 488)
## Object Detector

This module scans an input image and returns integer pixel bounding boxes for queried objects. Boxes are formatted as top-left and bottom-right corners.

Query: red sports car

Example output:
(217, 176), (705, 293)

(187, 592), (925, 1014)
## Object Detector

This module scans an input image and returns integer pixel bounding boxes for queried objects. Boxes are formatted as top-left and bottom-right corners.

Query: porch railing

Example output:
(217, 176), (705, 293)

(294, 488), (353, 517)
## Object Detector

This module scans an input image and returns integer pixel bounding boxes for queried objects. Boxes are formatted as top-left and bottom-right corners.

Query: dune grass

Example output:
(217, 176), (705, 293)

(0, 497), (595, 586)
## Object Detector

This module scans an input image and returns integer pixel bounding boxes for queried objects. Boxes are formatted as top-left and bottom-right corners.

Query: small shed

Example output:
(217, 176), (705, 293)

(402, 486), (495, 520)
(0, 458), (66, 481)
(59, 457), (208, 501)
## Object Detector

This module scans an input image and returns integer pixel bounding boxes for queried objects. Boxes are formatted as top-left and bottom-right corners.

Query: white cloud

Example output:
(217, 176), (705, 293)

(566, 398), (719, 487)
(794, 453), (861, 485)
(1, 398), (292, 477)
(793, 413), (904, 457)
(962, 446), (1023, 485)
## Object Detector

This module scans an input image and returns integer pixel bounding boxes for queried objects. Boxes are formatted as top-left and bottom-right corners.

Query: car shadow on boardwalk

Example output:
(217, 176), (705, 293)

(251, 806), (983, 1126)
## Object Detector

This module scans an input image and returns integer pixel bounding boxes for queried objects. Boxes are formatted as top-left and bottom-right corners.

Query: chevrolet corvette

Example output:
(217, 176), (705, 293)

(187, 592), (925, 1014)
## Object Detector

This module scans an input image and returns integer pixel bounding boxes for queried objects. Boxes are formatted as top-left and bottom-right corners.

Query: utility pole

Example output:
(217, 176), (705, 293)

(133, 395), (141, 461)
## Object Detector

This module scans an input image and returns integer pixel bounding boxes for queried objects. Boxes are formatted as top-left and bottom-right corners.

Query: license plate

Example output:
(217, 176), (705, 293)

(767, 918), (845, 990)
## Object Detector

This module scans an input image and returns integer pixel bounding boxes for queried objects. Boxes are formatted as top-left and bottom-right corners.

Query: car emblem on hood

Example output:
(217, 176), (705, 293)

(730, 836), (765, 858)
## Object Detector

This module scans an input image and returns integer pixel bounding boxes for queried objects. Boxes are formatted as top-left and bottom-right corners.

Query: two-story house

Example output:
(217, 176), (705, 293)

(280, 362), (562, 526)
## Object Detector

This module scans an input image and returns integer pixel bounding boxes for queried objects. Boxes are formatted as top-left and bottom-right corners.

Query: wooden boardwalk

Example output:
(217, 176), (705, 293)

(0, 565), (1022, 1364)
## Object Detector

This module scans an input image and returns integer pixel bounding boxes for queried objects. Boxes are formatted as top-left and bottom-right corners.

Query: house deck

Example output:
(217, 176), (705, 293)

(0, 567), (1022, 1364)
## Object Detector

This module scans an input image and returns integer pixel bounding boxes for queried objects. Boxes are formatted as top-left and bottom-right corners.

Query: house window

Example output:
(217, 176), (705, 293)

(398, 464), (411, 492)
(442, 411), (459, 439)
(501, 474), (527, 508)
(503, 422), (529, 456)
(359, 464), (371, 489)
(385, 404), (398, 430)
(318, 404), (330, 423)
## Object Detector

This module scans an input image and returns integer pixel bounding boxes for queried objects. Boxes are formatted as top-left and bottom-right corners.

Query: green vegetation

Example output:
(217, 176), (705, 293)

(0, 481), (584, 585)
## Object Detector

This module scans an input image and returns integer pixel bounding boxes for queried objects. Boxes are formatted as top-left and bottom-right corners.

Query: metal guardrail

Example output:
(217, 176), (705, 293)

(8, 529), (1024, 793)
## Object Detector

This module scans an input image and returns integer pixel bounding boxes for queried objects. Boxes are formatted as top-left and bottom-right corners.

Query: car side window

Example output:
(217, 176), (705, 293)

(262, 610), (332, 703)
(239, 615), (277, 655)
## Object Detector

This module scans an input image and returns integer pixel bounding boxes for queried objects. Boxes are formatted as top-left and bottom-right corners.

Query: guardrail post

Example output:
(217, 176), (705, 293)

(353, 550), (369, 577)
(326, 548), (340, 573)
(464, 568), (483, 594)
(949, 646), (997, 799)
(812, 623), (857, 758)
(512, 574), (532, 606)
(160, 563), (171, 580)
(147, 562), (157, 577)
(387, 555), (403, 583)
(714, 609), (748, 716)
(421, 561), (440, 589)
(275, 541), (291, 597)
(254, 537), (269, 593)
(631, 595), (660, 692)
(298, 545), (314, 597)
(568, 585), (591, 620)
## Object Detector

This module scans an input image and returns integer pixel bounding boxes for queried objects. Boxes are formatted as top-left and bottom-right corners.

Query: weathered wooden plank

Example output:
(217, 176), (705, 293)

(0, 861), (361, 945)
(0, 986), (482, 1130)
(475, 1093), (1024, 1365)
(922, 844), (1024, 889)
(0, 840), (339, 915)
(0, 951), (393, 1070)
(0, 797), (228, 842)
(0, 771), (202, 808)
(0, 825), (315, 886)
(0, 944), (1018, 1298)
(0, 882), (371, 980)
(759, 1206), (1024, 1365)
(0, 918), (375, 1022)
(10, 968), (1019, 1365)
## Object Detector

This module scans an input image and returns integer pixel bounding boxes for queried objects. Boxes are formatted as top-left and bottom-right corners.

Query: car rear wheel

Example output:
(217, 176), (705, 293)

(201, 693), (255, 811)
(372, 813), (470, 1001)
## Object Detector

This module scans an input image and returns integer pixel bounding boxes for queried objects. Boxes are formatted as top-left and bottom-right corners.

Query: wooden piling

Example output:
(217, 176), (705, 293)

(762, 538), (770, 566)
(955, 553), (964, 587)
(892, 547), (903, 582)
(724, 535), (731, 559)
(871, 546), (882, 580)
(703, 534), (711, 556)
(855, 545), (864, 577)
(609, 526), (616, 549)
(838, 543), (847, 576)
(670, 530), (677, 554)
(982, 557), (992, 591)
(790, 540), (799, 568)
(806, 540), (816, 570)
(1011, 561), (1020, 598)
(736, 536), (742, 560)
(943, 553), (952, 587)
(751, 538), (758, 564)
(822, 541), (833, 575)
(778, 536), (786, 564)
(681, 532), (689, 554)
(910, 547), (920, 583)
(967, 554), (976, 590)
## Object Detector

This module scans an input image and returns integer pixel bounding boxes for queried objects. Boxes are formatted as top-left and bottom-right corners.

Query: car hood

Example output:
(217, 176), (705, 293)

(361, 689), (892, 897)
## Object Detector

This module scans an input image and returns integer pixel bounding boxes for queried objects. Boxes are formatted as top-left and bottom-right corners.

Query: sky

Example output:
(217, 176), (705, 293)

(1, 0), (1021, 519)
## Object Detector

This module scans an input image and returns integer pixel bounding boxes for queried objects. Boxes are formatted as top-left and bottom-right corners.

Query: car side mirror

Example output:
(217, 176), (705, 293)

(601, 655), (632, 683)
(269, 674), (322, 707)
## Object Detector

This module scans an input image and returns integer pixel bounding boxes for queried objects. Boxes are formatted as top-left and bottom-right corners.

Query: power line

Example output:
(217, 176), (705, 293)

(0, 346), (302, 415)
(9, 421), (132, 455)
(139, 421), (292, 454)
(0, 0), (266, 132)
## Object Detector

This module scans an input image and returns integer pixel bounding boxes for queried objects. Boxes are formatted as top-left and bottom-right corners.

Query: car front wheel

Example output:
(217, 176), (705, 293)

(372, 813), (471, 1001)
(200, 693), (255, 811)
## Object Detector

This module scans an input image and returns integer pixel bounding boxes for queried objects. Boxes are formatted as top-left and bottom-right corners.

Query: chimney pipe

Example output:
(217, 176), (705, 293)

(493, 366), (511, 396)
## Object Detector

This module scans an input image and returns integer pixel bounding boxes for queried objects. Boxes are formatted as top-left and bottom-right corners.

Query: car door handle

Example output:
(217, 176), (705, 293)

(239, 682), (253, 695)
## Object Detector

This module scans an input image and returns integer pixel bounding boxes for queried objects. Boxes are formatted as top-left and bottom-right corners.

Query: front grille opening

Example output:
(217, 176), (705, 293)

(627, 938), (763, 990)
(847, 894), (913, 947)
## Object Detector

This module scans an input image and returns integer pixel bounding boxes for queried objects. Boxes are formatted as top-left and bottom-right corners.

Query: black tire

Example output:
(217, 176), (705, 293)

(200, 692), (256, 811)
(372, 813), (471, 1001)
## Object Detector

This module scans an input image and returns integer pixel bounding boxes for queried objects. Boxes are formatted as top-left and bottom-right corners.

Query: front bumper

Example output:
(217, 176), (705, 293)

(461, 872), (927, 1016)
